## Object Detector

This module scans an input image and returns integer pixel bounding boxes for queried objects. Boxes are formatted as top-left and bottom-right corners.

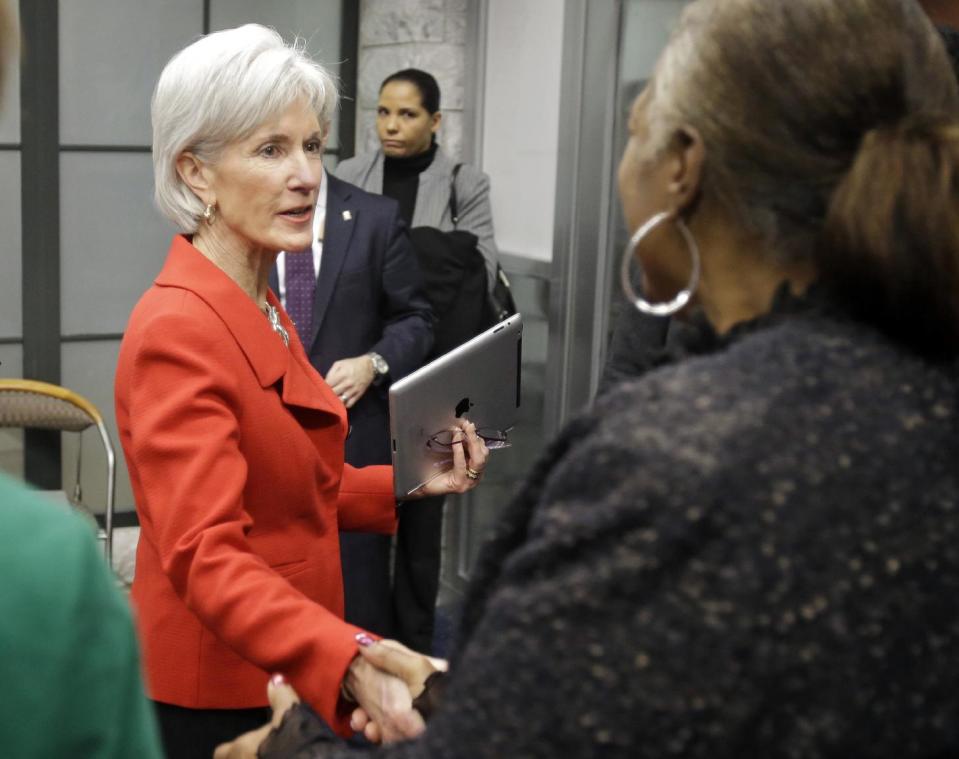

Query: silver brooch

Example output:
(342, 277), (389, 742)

(264, 303), (290, 347)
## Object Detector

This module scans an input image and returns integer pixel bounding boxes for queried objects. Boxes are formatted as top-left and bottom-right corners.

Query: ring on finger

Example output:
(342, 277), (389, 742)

(465, 466), (481, 480)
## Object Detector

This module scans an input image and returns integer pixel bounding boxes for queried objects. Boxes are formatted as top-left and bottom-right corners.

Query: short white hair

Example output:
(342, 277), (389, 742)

(152, 24), (338, 231)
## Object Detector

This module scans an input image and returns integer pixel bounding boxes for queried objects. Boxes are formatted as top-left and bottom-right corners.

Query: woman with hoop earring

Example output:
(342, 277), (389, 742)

(600, 27), (959, 399)
(220, 1), (959, 756)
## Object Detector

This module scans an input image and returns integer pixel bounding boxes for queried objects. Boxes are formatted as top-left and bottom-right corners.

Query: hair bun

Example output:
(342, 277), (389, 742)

(821, 114), (959, 356)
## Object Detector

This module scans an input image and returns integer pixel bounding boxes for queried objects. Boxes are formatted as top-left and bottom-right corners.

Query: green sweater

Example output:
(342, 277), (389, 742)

(0, 473), (163, 758)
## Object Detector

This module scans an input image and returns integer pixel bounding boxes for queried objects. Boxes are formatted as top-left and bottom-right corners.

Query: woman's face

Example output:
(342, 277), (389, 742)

(617, 90), (693, 304)
(376, 80), (440, 158)
(201, 98), (324, 255)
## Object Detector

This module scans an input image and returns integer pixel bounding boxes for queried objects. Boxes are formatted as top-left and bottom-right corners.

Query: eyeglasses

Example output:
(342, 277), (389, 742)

(426, 427), (511, 451)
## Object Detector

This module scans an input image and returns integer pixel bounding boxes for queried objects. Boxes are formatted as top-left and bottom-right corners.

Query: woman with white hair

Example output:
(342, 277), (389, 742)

(114, 24), (487, 759)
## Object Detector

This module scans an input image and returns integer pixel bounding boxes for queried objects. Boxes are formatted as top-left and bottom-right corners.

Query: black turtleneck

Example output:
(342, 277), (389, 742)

(383, 141), (438, 227)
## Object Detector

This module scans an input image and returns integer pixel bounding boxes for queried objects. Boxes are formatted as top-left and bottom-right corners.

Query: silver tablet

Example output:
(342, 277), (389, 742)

(389, 314), (523, 498)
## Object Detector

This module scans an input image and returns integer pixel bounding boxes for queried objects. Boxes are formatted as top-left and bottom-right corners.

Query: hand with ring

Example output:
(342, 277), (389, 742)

(412, 420), (488, 497)
(327, 355), (376, 409)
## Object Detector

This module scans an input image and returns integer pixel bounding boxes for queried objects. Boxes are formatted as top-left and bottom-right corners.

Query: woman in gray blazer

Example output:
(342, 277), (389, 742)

(335, 69), (500, 292)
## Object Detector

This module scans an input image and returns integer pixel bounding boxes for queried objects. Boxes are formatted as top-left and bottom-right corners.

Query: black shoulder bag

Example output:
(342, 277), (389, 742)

(450, 163), (518, 324)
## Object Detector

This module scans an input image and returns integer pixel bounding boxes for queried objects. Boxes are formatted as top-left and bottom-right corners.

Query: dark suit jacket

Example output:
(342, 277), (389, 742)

(271, 174), (434, 467)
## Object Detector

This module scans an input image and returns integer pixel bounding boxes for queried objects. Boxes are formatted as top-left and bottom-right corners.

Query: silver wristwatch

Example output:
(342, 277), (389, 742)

(367, 352), (389, 384)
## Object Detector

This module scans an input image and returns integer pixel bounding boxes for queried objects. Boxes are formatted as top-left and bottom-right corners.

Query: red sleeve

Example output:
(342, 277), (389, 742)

(337, 464), (397, 533)
(126, 310), (360, 733)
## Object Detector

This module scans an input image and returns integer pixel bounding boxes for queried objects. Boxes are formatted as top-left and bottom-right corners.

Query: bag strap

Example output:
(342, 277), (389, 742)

(449, 163), (464, 228)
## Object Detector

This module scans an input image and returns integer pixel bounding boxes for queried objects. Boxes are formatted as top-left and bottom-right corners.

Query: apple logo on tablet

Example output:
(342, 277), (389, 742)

(455, 397), (473, 418)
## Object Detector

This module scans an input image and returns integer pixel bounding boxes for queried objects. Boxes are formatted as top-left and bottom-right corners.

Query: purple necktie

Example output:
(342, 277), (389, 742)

(285, 249), (315, 344)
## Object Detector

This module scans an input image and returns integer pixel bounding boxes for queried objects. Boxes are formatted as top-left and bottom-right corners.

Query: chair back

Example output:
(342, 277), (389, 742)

(0, 379), (115, 566)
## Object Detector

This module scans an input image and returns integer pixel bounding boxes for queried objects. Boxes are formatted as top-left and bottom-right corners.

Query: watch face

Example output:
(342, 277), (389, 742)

(371, 354), (388, 374)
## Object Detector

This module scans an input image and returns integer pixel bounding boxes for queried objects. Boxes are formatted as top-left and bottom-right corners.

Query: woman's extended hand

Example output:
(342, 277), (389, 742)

(349, 638), (447, 743)
(344, 651), (427, 743)
(360, 637), (446, 697)
(213, 674), (300, 759)
(412, 420), (490, 498)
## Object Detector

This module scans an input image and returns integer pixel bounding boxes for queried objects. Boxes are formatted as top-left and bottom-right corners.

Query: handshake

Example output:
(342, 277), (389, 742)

(215, 635), (446, 758)
(343, 633), (448, 742)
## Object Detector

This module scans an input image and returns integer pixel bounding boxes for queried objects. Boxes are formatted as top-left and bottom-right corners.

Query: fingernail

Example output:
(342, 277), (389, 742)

(270, 673), (286, 687)
(355, 632), (376, 647)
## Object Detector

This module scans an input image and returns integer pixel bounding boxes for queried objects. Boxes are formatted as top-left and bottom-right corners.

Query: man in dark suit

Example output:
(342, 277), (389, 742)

(271, 168), (433, 638)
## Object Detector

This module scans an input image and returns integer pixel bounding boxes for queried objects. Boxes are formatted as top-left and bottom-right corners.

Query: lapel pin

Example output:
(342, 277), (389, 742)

(342, 210), (352, 221)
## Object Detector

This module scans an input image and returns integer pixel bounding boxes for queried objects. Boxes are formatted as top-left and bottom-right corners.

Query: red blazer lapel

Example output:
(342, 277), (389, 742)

(154, 235), (344, 421)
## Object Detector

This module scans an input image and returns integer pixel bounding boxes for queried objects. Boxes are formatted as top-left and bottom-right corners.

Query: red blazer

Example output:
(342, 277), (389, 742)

(115, 236), (397, 733)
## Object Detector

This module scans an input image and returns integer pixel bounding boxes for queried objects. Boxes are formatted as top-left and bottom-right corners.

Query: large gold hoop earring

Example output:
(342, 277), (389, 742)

(620, 211), (700, 316)
(203, 203), (217, 225)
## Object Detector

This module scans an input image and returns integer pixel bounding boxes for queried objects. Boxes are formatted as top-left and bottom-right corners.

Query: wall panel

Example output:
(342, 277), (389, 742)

(59, 0), (204, 145)
(61, 339), (131, 513)
(0, 0), (19, 141)
(0, 151), (21, 338)
(0, 343), (23, 478)
(60, 152), (176, 335)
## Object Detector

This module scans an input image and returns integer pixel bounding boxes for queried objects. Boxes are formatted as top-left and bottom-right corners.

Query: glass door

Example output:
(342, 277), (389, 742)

(601, 0), (692, 382)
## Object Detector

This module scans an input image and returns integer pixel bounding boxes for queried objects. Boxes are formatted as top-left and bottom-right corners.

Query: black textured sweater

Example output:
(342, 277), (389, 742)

(272, 296), (959, 757)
